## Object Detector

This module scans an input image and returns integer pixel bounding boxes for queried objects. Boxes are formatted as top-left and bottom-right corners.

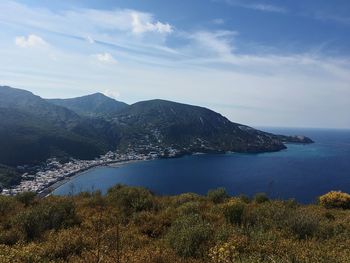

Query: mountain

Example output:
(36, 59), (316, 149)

(113, 99), (287, 153)
(0, 86), (313, 186)
(0, 86), (119, 167)
(48, 93), (128, 118)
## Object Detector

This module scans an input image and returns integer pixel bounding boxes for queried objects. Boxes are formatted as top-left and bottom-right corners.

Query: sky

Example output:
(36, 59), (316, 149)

(0, 0), (349, 129)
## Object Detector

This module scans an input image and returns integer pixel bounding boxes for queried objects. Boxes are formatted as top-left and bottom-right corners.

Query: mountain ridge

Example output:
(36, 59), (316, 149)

(48, 92), (128, 118)
(0, 86), (120, 168)
(0, 85), (313, 188)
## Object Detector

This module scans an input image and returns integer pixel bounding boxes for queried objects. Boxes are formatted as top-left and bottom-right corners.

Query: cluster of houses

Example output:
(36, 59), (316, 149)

(1, 146), (180, 196)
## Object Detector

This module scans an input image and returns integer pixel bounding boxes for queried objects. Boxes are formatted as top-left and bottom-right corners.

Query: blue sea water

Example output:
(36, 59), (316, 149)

(53, 128), (350, 203)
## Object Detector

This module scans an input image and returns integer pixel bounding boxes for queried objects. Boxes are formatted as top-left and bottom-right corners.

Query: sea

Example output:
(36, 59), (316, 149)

(53, 128), (350, 203)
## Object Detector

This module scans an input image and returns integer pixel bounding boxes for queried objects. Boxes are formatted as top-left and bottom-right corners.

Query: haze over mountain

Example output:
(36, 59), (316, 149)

(48, 93), (128, 118)
(0, 86), (120, 166)
(0, 85), (312, 187)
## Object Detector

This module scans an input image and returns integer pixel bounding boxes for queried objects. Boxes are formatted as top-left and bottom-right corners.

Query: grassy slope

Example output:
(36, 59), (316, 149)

(0, 186), (349, 262)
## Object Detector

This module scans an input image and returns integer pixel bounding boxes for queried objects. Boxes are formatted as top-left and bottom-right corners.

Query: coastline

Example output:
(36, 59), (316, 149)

(39, 159), (145, 197)
(37, 140), (314, 198)
(39, 146), (296, 198)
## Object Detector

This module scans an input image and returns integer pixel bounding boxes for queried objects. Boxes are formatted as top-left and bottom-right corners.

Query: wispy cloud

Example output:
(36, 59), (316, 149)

(313, 12), (350, 26)
(187, 30), (237, 58)
(15, 34), (47, 48)
(86, 35), (95, 44)
(131, 12), (173, 34)
(212, 18), (225, 25)
(103, 89), (120, 99)
(247, 3), (286, 13)
(216, 0), (287, 13)
(94, 52), (117, 64)
(1, 1), (350, 128)
(0, 1), (174, 54)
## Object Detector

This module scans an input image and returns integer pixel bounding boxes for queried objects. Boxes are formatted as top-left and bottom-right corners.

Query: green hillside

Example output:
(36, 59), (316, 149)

(0, 86), (313, 188)
(0, 86), (119, 167)
(48, 93), (128, 118)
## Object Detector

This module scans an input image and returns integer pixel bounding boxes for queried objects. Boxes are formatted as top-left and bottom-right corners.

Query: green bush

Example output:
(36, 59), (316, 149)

(319, 191), (350, 209)
(254, 193), (269, 204)
(214, 224), (235, 243)
(107, 184), (155, 215)
(241, 201), (296, 231)
(238, 194), (251, 203)
(166, 214), (212, 258)
(172, 192), (202, 207)
(207, 187), (229, 204)
(15, 199), (80, 240)
(177, 201), (201, 215)
(0, 228), (23, 245)
(284, 198), (298, 209)
(16, 192), (36, 207)
(285, 210), (320, 239)
(134, 210), (172, 238)
(86, 190), (106, 208)
(223, 201), (246, 226)
(0, 195), (16, 215)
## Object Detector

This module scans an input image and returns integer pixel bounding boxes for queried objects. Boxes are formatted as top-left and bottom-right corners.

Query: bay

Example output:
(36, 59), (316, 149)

(53, 128), (350, 203)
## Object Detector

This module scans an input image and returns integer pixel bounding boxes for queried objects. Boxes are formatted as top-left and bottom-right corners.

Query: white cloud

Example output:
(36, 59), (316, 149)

(103, 89), (120, 99)
(94, 52), (117, 64)
(15, 34), (47, 48)
(313, 12), (350, 26)
(86, 35), (95, 44)
(218, 0), (287, 13)
(131, 12), (173, 34)
(1, 1), (350, 128)
(0, 0), (175, 62)
(189, 30), (237, 58)
(1, 2), (173, 39)
(247, 4), (286, 13)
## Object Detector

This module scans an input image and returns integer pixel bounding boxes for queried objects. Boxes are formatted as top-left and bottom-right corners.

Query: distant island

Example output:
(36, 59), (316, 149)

(0, 86), (313, 195)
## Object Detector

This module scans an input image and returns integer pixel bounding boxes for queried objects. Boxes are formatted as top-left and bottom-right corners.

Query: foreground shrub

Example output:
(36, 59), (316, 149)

(134, 211), (172, 238)
(209, 234), (249, 263)
(15, 199), (80, 240)
(171, 192), (202, 207)
(285, 210), (320, 239)
(223, 200), (246, 226)
(207, 187), (229, 204)
(15, 192), (36, 207)
(43, 228), (88, 261)
(86, 190), (106, 208)
(107, 184), (155, 215)
(177, 201), (201, 215)
(238, 194), (251, 204)
(0, 228), (23, 245)
(120, 245), (180, 263)
(241, 201), (294, 231)
(253, 193), (269, 204)
(0, 195), (16, 215)
(1, 186), (350, 262)
(166, 214), (212, 258)
(319, 191), (350, 209)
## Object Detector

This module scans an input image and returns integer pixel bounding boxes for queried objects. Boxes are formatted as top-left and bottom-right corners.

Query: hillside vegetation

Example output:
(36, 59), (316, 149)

(0, 86), (312, 171)
(0, 86), (120, 167)
(0, 186), (349, 262)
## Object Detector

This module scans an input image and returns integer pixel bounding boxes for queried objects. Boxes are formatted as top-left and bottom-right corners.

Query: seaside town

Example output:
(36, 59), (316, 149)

(1, 146), (180, 196)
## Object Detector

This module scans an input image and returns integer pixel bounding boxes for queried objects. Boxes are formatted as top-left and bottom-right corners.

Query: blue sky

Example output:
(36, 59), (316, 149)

(0, 0), (349, 128)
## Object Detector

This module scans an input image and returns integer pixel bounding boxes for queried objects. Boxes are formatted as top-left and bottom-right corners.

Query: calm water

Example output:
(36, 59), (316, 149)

(53, 128), (350, 203)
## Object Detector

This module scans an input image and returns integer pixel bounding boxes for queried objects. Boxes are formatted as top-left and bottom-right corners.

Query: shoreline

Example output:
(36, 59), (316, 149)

(40, 159), (145, 197)
(38, 143), (310, 198)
